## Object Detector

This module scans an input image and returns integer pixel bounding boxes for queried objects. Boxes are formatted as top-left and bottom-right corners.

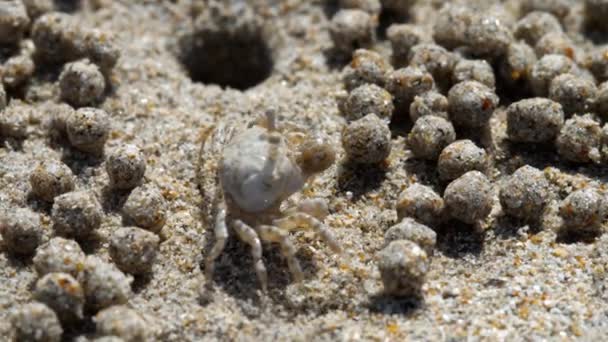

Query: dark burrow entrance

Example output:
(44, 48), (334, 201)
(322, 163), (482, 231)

(178, 23), (274, 90)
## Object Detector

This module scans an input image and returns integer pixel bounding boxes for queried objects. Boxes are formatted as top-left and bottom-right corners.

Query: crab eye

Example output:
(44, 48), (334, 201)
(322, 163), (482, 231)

(297, 136), (336, 175)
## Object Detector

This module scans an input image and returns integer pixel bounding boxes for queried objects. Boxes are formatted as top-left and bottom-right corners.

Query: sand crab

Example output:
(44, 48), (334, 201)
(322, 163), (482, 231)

(200, 110), (341, 292)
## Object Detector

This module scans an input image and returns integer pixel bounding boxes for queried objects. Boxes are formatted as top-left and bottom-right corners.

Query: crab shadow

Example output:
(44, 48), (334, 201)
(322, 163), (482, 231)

(200, 232), (319, 304)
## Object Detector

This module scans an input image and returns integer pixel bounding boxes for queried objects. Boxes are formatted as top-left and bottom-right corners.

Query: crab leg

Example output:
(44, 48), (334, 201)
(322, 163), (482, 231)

(204, 206), (228, 284)
(258, 225), (304, 282)
(273, 213), (341, 254)
(284, 198), (330, 220)
(233, 220), (268, 292)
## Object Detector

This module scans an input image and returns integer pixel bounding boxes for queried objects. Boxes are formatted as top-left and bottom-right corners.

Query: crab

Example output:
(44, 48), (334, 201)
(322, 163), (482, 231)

(199, 110), (341, 292)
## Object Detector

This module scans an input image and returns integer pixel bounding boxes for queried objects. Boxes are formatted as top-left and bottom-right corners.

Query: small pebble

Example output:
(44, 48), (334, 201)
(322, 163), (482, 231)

(549, 73), (597, 116)
(342, 49), (392, 91)
(109, 226), (160, 275)
(52, 190), (103, 238)
(396, 184), (444, 227)
(0, 0), (30, 45)
(341, 113), (391, 164)
(506, 98), (564, 143)
(82, 29), (120, 74)
(59, 59), (106, 107)
(585, 45), (608, 82)
(386, 23), (424, 67)
(106, 144), (147, 190)
(437, 140), (487, 181)
(0, 207), (42, 255)
(559, 188), (608, 234)
(520, 0), (571, 20)
(94, 305), (148, 342)
(499, 41), (537, 86)
(79, 255), (133, 311)
(556, 114), (602, 163)
(296, 135), (337, 175)
(377, 240), (429, 297)
(499, 165), (552, 221)
(409, 91), (449, 122)
(29, 159), (75, 202)
(448, 81), (498, 129)
(33, 237), (85, 277)
(11, 302), (63, 342)
(342, 84), (394, 122)
(66, 107), (111, 155)
(408, 43), (456, 89)
(33, 272), (85, 323)
(464, 15), (513, 58)
(384, 218), (437, 256)
(444, 171), (493, 224)
(530, 54), (574, 97)
(122, 184), (168, 233)
(386, 66), (434, 111)
(535, 32), (576, 60)
(31, 12), (81, 63)
(452, 59), (495, 89)
(514, 11), (563, 46)
(329, 9), (375, 58)
(2, 53), (36, 89)
(432, 4), (473, 49)
(407, 115), (456, 160)
(0, 100), (29, 139)
(48, 102), (76, 134)
(32, 12), (119, 70)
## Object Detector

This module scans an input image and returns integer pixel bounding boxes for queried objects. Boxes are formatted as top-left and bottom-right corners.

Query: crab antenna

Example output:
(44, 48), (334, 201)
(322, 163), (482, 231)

(260, 108), (280, 179)
(265, 109), (277, 132)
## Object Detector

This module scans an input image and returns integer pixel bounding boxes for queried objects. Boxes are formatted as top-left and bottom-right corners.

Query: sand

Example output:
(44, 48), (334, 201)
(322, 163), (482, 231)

(2, 0), (608, 340)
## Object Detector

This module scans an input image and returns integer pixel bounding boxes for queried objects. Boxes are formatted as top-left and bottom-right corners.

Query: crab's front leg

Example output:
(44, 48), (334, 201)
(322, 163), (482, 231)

(258, 225), (304, 282)
(284, 197), (330, 220)
(233, 220), (268, 292)
(205, 205), (228, 286)
(273, 211), (341, 254)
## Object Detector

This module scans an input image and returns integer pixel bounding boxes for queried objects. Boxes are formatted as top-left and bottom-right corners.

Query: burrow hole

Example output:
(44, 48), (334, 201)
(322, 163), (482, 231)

(179, 23), (274, 90)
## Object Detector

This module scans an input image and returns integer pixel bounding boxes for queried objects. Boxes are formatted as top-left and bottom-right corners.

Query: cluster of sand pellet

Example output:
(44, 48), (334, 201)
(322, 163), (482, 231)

(3, 0), (608, 341)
